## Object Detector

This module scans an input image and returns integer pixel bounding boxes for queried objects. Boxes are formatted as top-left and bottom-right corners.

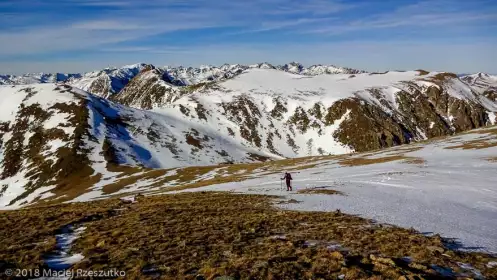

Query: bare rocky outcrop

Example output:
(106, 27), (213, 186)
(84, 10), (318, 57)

(221, 95), (263, 148)
(111, 68), (183, 109)
(87, 75), (112, 98)
(325, 98), (410, 152)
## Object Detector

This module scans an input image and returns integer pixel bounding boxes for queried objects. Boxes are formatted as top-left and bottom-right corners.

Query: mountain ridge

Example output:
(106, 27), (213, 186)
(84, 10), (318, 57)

(1, 62), (364, 90)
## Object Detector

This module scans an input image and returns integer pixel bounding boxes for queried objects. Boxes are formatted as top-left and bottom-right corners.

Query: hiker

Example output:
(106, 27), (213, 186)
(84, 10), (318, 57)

(281, 172), (293, 191)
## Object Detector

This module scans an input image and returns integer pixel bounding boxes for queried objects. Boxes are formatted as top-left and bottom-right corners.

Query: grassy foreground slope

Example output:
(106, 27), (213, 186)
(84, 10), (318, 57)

(1, 192), (496, 280)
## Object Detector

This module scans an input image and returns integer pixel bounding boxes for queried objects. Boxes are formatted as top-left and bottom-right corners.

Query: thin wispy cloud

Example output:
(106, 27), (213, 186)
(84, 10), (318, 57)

(101, 46), (195, 54)
(71, 20), (152, 31)
(0, 0), (496, 73)
(225, 17), (338, 35)
(305, 0), (497, 35)
(307, 12), (496, 35)
(71, 1), (132, 7)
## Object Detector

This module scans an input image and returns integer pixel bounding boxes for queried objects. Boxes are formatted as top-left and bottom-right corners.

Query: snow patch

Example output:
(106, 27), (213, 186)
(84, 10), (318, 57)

(7, 185), (57, 208)
(43, 226), (86, 271)
(488, 111), (496, 125)
(457, 262), (484, 279)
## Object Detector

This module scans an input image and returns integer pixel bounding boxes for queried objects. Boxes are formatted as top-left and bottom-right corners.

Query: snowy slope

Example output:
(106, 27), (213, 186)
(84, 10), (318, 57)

(0, 84), (83, 207)
(461, 73), (497, 94)
(138, 69), (496, 158)
(0, 83), (278, 208)
(170, 126), (497, 253)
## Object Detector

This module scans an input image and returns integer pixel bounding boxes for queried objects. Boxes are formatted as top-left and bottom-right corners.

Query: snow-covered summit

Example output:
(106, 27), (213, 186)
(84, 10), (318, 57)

(278, 62), (305, 74)
(67, 63), (153, 98)
(249, 62), (276, 69)
(460, 73), (497, 91)
(302, 64), (365, 75)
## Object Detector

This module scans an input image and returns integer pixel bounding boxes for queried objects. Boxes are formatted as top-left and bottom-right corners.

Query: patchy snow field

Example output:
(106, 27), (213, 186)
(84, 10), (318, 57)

(171, 127), (497, 253)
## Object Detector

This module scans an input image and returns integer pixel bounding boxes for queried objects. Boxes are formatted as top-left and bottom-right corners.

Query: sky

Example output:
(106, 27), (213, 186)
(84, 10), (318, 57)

(0, 0), (496, 74)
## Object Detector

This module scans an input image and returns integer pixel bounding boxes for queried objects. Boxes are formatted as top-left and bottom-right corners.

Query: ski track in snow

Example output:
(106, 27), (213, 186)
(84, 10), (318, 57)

(171, 128), (497, 253)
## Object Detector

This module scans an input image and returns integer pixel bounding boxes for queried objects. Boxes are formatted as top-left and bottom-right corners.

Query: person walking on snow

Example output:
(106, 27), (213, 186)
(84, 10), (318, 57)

(281, 172), (293, 191)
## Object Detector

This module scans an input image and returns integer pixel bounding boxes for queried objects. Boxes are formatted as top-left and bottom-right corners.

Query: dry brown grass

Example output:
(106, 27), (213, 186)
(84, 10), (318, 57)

(427, 72), (458, 81)
(0, 198), (122, 271)
(350, 146), (422, 159)
(149, 156), (337, 193)
(445, 139), (497, 150)
(459, 126), (497, 136)
(1, 192), (496, 280)
(485, 157), (497, 162)
(416, 69), (430, 76)
(49, 173), (103, 204)
(446, 126), (497, 150)
(338, 155), (423, 167)
(297, 188), (344, 195)
(41, 143), (430, 199)
(276, 199), (302, 204)
(165, 155), (341, 192)
(162, 164), (263, 192)
(403, 158), (426, 165)
(102, 169), (170, 194)
(106, 163), (144, 175)
(263, 155), (336, 170)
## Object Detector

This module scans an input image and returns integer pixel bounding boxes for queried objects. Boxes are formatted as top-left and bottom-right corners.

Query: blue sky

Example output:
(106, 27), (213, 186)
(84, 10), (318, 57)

(1, 0), (496, 74)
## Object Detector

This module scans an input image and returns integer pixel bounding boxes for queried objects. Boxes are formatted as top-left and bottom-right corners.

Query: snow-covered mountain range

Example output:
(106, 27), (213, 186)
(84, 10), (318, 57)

(0, 62), (496, 208)
(1, 62), (364, 97)
(0, 72), (82, 85)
